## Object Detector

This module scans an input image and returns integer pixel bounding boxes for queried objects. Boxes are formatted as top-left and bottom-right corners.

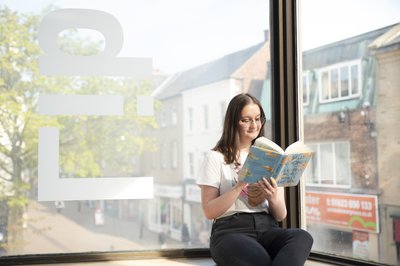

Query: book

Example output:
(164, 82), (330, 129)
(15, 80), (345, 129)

(238, 137), (314, 187)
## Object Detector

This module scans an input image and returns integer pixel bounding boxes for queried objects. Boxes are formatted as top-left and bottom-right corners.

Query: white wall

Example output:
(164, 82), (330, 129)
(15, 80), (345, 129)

(182, 79), (239, 180)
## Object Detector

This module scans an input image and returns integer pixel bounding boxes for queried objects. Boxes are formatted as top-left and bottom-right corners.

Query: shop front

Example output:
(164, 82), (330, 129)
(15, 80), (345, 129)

(306, 191), (379, 260)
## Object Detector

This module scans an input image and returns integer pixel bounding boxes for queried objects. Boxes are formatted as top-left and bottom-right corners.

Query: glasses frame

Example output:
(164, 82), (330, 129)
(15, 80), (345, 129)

(239, 117), (266, 127)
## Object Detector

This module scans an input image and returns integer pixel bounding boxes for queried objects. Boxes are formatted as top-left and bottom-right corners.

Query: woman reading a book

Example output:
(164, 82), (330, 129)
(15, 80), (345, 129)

(197, 93), (313, 266)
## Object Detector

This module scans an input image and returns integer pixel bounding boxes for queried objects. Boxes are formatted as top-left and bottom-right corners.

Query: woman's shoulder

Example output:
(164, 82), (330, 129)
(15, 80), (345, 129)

(205, 149), (225, 162)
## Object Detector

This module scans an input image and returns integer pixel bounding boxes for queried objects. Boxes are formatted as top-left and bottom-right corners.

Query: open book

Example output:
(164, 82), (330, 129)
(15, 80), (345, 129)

(238, 137), (313, 187)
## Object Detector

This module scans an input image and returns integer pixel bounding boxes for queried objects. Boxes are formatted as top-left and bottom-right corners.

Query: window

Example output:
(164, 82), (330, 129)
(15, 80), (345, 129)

(2, 0), (270, 262)
(203, 105), (209, 130)
(301, 1), (400, 264)
(319, 61), (361, 103)
(340, 66), (349, 97)
(0, 0), (272, 259)
(306, 142), (351, 187)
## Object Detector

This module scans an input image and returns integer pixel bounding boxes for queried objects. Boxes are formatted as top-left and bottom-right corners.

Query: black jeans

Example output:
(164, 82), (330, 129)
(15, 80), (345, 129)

(210, 212), (313, 266)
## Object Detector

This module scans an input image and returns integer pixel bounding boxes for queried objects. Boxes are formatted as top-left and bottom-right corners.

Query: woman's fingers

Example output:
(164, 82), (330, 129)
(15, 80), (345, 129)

(258, 177), (277, 198)
(269, 177), (278, 188)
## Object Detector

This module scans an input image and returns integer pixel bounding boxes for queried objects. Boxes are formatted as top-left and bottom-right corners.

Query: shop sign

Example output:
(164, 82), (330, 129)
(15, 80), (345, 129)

(306, 191), (379, 233)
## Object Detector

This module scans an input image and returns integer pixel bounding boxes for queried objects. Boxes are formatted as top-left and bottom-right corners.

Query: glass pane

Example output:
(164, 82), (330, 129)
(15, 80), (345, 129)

(301, 0), (400, 264)
(335, 142), (350, 186)
(340, 66), (349, 97)
(330, 68), (339, 99)
(0, 0), (270, 256)
(320, 143), (334, 185)
(321, 70), (329, 100)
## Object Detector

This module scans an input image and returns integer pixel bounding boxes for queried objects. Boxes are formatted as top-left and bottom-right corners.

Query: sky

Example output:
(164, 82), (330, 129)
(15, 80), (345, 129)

(1, 0), (399, 74)
(300, 0), (400, 50)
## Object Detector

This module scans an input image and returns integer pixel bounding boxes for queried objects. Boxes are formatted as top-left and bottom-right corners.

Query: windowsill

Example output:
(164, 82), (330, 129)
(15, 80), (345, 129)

(27, 258), (335, 266)
(0, 250), (357, 266)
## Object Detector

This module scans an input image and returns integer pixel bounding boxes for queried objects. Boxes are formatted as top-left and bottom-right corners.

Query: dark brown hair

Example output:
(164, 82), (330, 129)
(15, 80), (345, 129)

(213, 93), (265, 165)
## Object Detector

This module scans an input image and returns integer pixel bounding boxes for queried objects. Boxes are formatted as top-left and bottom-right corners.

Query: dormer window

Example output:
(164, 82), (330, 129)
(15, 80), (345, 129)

(319, 60), (361, 103)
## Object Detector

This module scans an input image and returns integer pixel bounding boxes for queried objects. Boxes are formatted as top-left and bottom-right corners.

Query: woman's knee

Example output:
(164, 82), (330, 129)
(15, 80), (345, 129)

(211, 234), (271, 266)
(293, 229), (314, 248)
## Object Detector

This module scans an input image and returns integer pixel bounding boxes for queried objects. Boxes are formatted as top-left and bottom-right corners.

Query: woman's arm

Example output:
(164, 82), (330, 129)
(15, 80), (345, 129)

(200, 182), (247, 220)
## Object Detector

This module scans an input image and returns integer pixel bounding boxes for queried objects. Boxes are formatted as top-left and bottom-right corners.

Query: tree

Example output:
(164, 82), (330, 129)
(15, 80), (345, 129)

(0, 6), (157, 252)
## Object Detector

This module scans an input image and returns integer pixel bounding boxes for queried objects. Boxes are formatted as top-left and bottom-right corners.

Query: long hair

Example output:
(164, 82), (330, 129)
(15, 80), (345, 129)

(213, 93), (265, 165)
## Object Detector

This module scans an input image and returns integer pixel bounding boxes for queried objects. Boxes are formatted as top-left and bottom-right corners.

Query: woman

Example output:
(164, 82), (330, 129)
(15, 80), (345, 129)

(197, 93), (313, 266)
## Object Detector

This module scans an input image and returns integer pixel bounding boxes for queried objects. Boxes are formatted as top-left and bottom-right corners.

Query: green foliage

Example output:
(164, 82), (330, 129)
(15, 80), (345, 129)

(0, 6), (158, 203)
(0, 7), (59, 201)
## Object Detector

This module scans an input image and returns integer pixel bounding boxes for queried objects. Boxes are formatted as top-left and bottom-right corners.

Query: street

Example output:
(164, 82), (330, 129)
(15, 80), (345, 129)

(16, 201), (183, 255)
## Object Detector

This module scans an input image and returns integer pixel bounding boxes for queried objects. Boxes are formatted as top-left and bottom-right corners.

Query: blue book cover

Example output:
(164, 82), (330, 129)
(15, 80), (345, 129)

(238, 137), (313, 187)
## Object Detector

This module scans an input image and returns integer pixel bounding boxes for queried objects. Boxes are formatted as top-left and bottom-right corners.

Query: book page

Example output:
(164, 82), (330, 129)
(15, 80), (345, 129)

(285, 141), (313, 154)
(254, 137), (284, 154)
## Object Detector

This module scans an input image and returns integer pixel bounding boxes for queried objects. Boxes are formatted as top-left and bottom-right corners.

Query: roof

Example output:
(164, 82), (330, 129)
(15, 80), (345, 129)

(153, 42), (264, 100)
(369, 23), (400, 53)
(302, 23), (400, 115)
(303, 23), (399, 70)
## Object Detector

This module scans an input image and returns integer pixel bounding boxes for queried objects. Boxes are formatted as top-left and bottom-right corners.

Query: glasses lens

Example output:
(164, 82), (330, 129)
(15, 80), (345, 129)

(239, 117), (265, 127)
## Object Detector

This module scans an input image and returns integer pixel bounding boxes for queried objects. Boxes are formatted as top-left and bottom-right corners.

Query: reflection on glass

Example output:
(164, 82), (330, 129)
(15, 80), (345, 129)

(301, 0), (400, 264)
(0, 0), (270, 257)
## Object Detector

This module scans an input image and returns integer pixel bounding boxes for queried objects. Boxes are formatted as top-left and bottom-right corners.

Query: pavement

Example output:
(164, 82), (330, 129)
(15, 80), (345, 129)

(17, 201), (184, 255)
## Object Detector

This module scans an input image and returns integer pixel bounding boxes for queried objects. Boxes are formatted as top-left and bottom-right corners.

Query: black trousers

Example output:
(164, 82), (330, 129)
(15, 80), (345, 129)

(210, 212), (313, 266)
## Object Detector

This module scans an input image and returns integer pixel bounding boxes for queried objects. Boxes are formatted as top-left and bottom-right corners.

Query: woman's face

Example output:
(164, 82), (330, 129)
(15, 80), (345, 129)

(238, 103), (263, 144)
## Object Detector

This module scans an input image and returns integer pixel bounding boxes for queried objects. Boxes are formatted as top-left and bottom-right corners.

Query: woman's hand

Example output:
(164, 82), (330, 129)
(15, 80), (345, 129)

(257, 177), (287, 221)
(257, 177), (278, 201)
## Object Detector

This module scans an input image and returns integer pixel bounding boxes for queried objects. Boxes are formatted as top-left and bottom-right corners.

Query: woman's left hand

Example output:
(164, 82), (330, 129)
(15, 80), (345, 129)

(258, 177), (287, 221)
(257, 177), (278, 201)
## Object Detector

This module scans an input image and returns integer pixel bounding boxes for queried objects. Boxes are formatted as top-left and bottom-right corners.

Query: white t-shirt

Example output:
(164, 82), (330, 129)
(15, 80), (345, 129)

(197, 150), (269, 219)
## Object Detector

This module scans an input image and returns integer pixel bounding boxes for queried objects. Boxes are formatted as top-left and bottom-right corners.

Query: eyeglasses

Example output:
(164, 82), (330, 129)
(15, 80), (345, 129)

(239, 117), (265, 127)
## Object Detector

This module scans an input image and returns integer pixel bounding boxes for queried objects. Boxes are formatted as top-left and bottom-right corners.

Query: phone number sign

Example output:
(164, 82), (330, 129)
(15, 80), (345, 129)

(306, 191), (379, 233)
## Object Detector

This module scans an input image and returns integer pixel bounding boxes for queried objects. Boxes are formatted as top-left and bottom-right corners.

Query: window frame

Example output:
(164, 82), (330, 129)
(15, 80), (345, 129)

(0, 0), (383, 265)
(318, 60), (362, 103)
